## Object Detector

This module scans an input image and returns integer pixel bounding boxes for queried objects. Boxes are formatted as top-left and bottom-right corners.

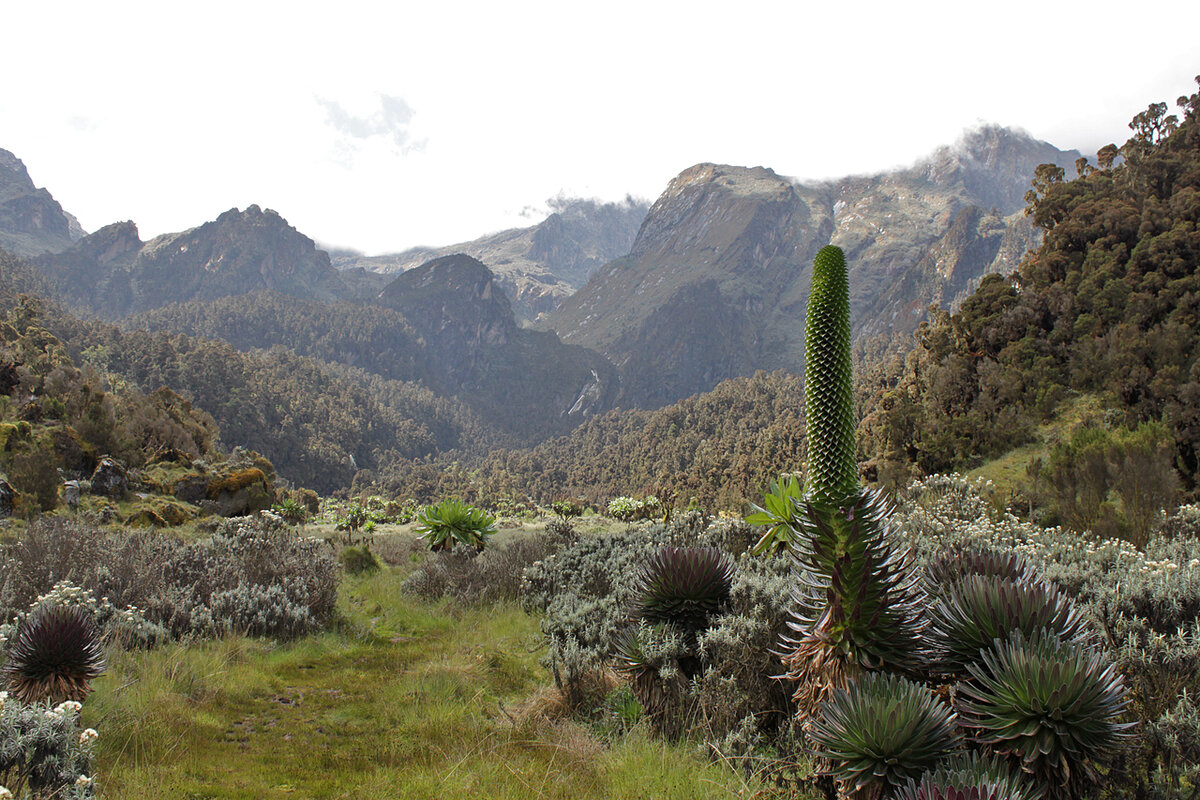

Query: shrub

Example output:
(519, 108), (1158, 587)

(0, 515), (338, 643)
(403, 533), (559, 605)
(894, 752), (1038, 800)
(807, 671), (960, 800)
(0, 693), (98, 799)
(340, 545), (380, 576)
(957, 630), (1133, 800)
(926, 575), (1094, 678)
(631, 546), (734, 633)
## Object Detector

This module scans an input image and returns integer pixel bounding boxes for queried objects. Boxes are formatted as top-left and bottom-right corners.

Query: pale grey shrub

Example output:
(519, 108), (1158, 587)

(0, 694), (97, 799)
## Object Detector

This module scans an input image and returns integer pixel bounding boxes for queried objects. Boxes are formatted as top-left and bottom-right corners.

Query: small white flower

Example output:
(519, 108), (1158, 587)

(75, 775), (94, 788)
(80, 728), (99, 745)
(54, 700), (82, 716)
(0, 785), (13, 799)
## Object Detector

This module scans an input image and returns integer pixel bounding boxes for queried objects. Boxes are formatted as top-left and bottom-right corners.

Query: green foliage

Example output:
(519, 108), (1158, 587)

(2, 603), (106, 705)
(745, 474), (803, 554)
(957, 629), (1133, 800)
(782, 488), (927, 702)
(415, 498), (497, 552)
(375, 370), (808, 511)
(549, 500), (583, 520)
(861, 77), (1200, 503)
(922, 547), (1034, 598)
(272, 498), (309, 524)
(893, 752), (1038, 800)
(806, 671), (959, 799)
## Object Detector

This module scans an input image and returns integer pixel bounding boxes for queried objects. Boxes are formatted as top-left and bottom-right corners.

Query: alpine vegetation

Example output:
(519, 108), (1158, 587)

(758, 245), (1133, 800)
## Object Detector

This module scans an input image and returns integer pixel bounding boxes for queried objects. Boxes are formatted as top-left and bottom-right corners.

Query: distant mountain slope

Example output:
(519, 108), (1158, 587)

(334, 196), (648, 321)
(542, 126), (1081, 409)
(128, 254), (621, 442)
(32, 206), (384, 318)
(0, 148), (84, 256)
(374, 254), (620, 438)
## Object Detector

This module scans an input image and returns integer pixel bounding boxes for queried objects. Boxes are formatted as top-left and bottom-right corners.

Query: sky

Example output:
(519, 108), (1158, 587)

(3, 1), (1198, 255)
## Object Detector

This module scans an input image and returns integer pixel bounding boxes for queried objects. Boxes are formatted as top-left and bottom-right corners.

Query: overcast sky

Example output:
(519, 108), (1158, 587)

(3, 1), (1198, 255)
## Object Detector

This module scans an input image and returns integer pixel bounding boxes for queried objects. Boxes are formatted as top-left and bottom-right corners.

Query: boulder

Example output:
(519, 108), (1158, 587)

(90, 457), (128, 498)
(0, 479), (15, 516)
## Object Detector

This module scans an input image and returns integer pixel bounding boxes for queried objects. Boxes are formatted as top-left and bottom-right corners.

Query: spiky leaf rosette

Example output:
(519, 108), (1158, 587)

(779, 487), (927, 714)
(923, 547), (1035, 600)
(807, 671), (960, 800)
(3, 603), (106, 705)
(927, 576), (1094, 679)
(893, 752), (1040, 800)
(804, 245), (858, 507)
(611, 624), (691, 734)
(957, 630), (1133, 800)
(632, 546), (734, 633)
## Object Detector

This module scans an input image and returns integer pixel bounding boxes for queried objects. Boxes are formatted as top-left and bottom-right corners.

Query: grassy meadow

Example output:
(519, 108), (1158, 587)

(80, 527), (797, 800)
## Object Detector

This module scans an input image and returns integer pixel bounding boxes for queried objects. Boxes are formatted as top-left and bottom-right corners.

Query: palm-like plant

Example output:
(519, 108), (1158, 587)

(631, 546), (734, 634)
(807, 671), (960, 800)
(415, 498), (497, 552)
(957, 629), (1133, 800)
(776, 245), (926, 716)
(3, 603), (106, 705)
(926, 575), (1093, 678)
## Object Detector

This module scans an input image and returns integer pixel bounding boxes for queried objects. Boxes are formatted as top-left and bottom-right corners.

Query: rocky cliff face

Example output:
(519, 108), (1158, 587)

(34, 205), (350, 318)
(336, 197), (648, 322)
(0, 148), (83, 257)
(541, 126), (1081, 409)
(375, 254), (619, 436)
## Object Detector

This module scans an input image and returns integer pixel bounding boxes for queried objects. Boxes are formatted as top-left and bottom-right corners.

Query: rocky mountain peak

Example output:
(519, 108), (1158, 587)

(630, 163), (808, 262)
(912, 124), (1082, 213)
(378, 254), (515, 343)
(0, 147), (82, 256)
(0, 148), (34, 185)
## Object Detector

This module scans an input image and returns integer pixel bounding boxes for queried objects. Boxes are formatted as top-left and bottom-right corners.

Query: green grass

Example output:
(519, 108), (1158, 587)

(84, 568), (781, 799)
(968, 393), (1112, 500)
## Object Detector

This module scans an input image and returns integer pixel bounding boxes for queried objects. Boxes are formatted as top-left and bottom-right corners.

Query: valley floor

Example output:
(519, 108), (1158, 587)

(84, 549), (786, 799)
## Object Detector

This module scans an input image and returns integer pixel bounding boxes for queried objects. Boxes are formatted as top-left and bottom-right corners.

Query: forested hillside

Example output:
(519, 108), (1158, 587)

(861, 78), (1200, 504)
(369, 370), (807, 510)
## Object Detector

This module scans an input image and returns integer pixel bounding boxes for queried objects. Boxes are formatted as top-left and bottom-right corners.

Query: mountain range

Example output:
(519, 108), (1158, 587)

(539, 126), (1080, 406)
(0, 126), (1083, 488)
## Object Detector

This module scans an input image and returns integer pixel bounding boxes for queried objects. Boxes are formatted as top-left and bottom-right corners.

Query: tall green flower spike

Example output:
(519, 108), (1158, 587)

(776, 245), (925, 723)
(803, 245), (859, 506)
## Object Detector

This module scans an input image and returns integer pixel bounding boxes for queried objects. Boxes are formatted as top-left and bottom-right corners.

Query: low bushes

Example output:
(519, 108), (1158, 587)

(0, 514), (338, 643)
